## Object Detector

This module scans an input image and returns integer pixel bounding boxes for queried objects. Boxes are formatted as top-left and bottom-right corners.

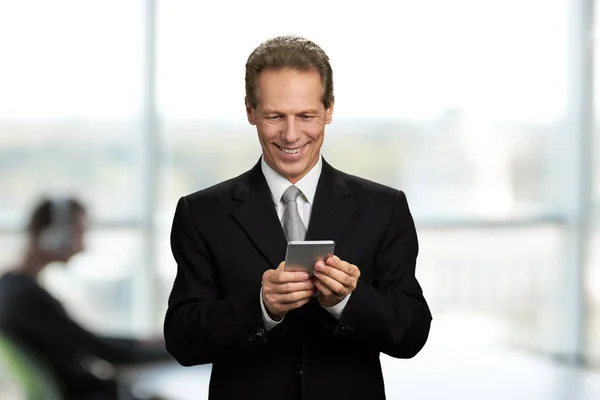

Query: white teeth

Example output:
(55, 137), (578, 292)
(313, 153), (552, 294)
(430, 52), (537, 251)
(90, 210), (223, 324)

(281, 147), (301, 154)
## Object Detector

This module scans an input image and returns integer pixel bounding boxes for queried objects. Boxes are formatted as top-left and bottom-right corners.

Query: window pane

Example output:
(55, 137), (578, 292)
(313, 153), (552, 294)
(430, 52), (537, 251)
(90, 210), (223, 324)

(416, 225), (563, 350)
(157, 0), (569, 220)
(591, 0), (600, 366)
(589, 228), (600, 364)
(0, 1), (145, 226)
(0, 229), (145, 336)
(155, 0), (572, 355)
(155, 220), (176, 330)
(0, 234), (26, 276)
(596, 9), (600, 208)
(39, 229), (145, 336)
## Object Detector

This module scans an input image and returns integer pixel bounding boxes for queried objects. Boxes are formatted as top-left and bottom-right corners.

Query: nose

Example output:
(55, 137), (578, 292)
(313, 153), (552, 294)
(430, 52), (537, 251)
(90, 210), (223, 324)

(281, 116), (301, 143)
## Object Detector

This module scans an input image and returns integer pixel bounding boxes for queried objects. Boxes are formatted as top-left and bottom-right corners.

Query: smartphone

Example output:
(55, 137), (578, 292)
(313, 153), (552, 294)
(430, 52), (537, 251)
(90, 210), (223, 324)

(284, 240), (335, 276)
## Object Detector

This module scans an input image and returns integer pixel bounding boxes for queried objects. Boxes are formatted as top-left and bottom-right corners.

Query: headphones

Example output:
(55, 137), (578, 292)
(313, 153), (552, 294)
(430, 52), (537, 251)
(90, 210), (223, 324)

(38, 197), (75, 256)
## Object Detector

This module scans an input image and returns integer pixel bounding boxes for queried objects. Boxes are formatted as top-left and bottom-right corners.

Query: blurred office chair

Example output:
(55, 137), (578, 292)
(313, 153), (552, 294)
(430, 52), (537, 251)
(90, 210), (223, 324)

(0, 334), (63, 400)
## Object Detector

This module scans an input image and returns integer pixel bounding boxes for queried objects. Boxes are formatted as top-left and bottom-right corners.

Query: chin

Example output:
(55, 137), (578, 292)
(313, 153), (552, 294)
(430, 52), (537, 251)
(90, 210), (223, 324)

(281, 165), (309, 180)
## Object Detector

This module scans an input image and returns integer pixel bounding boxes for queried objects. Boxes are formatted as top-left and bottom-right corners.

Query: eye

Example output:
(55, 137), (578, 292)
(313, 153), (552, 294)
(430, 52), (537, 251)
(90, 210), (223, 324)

(299, 115), (314, 121)
(266, 115), (282, 121)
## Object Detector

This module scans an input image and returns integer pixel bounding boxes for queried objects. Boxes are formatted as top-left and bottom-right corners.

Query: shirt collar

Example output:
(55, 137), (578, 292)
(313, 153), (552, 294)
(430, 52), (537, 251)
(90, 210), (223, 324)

(261, 155), (322, 206)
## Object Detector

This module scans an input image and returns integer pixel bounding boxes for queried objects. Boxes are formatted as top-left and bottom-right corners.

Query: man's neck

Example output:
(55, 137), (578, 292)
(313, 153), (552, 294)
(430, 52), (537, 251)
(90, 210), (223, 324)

(14, 248), (48, 278)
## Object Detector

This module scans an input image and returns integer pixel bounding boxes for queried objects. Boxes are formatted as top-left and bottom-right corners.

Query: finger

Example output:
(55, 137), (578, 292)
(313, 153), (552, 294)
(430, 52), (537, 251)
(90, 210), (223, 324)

(264, 291), (310, 314)
(325, 256), (350, 274)
(277, 290), (315, 304)
(272, 280), (314, 294)
(280, 296), (312, 313)
(326, 256), (360, 278)
(312, 278), (333, 297)
(325, 255), (340, 267)
(315, 261), (352, 287)
(263, 263), (288, 285)
(274, 270), (310, 284)
(270, 294), (313, 314)
(268, 296), (311, 316)
(313, 270), (346, 296)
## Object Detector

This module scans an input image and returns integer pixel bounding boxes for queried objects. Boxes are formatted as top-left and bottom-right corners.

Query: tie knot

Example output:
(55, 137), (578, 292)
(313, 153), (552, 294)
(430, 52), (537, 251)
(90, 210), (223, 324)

(282, 185), (302, 204)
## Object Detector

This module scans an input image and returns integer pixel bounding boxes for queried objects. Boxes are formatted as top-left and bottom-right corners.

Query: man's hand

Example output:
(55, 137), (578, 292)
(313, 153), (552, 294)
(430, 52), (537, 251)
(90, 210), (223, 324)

(262, 261), (316, 320)
(312, 255), (360, 307)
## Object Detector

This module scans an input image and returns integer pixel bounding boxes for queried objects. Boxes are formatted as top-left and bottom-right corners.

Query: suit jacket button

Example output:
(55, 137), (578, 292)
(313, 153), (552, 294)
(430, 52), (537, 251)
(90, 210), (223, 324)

(295, 364), (303, 376)
(256, 328), (265, 338)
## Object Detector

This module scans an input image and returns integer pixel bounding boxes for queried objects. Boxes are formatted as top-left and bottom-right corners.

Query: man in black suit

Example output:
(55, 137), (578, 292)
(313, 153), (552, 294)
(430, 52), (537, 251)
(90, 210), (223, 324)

(164, 35), (432, 400)
(0, 197), (171, 400)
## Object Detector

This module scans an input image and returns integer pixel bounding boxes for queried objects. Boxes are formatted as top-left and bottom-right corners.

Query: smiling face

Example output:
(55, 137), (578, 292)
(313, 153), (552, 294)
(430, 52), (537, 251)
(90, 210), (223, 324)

(246, 68), (334, 183)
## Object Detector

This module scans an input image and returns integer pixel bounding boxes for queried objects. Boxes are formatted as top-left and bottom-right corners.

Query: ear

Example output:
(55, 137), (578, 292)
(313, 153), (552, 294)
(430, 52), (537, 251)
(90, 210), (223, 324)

(325, 97), (335, 124)
(245, 97), (256, 125)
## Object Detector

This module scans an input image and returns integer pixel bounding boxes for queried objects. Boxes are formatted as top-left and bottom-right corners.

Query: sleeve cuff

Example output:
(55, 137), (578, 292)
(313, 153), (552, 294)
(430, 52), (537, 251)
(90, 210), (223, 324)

(321, 292), (351, 320)
(260, 286), (284, 331)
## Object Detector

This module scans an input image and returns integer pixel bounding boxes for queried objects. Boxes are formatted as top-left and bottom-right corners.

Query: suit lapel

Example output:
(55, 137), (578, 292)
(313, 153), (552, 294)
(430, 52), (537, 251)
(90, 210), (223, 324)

(305, 158), (356, 242)
(230, 158), (356, 266)
(230, 160), (288, 267)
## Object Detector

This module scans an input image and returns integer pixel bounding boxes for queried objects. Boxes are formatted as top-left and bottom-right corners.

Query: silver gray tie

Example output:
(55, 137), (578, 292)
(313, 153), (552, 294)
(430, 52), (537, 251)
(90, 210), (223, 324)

(281, 185), (306, 242)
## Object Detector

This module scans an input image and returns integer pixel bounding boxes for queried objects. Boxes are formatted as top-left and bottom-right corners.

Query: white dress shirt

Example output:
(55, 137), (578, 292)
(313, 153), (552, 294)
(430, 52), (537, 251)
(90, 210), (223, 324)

(259, 155), (351, 331)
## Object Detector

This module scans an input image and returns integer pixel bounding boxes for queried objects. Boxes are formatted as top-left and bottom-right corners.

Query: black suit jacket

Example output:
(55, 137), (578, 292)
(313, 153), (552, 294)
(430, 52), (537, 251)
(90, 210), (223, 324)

(164, 158), (432, 400)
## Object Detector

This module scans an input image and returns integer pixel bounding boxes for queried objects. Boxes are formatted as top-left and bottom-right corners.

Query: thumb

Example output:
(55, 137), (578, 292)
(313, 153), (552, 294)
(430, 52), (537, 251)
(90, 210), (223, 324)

(277, 261), (285, 271)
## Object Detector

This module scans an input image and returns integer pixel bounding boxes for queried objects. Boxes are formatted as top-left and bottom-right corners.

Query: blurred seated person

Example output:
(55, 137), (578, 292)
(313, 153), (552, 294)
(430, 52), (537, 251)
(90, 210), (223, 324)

(0, 197), (171, 400)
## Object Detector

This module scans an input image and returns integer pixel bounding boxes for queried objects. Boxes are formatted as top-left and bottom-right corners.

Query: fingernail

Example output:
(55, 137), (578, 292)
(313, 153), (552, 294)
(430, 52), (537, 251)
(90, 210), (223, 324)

(302, 273), (309, 280)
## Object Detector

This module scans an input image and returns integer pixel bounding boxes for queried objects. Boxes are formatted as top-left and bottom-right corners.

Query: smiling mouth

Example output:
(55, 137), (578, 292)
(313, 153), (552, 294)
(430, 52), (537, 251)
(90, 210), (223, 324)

(276, 144), (304, 154)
